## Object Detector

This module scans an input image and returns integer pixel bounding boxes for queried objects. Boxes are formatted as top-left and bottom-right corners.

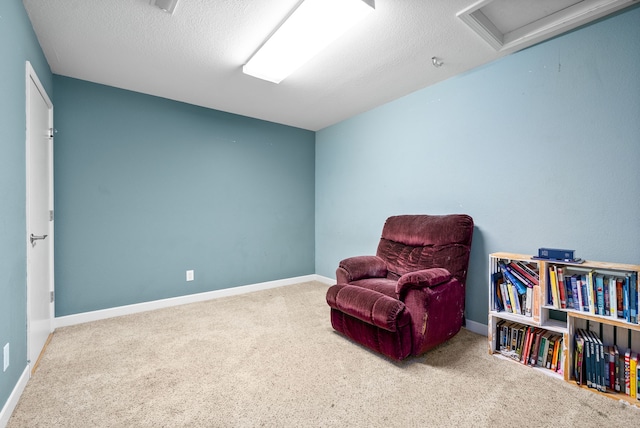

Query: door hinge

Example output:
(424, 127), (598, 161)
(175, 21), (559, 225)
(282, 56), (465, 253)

(49, 210), (54, 222)
(50, 291), (54, 303)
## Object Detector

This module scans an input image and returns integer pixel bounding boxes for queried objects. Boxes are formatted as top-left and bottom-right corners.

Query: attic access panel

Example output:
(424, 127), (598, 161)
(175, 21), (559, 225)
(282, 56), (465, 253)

(457, 0), (636, 52)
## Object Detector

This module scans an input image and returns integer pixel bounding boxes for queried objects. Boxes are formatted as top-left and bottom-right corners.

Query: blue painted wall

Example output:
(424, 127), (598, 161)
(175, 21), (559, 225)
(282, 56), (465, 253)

(316, 6), (640, 325)
(3, 0), (639, 417)
(0, 0), (52, 414)
(53, 76), (315, 316)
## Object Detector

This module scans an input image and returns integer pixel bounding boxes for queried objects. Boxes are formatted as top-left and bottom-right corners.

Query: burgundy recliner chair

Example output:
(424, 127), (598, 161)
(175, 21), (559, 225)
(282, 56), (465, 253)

(326, 214), (474, 360)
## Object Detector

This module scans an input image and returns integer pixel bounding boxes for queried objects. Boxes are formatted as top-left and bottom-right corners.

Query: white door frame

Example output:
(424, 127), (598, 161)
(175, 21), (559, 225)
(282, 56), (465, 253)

(25, 61), (55, 373)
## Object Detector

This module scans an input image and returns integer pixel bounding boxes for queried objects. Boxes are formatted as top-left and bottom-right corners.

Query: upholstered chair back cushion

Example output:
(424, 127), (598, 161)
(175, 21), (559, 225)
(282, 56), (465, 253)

(376, 214), (474, 284)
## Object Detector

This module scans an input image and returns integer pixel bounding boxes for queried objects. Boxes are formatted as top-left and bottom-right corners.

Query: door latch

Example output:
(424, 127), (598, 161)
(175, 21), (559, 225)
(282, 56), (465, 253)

(30, 233), (48, 247)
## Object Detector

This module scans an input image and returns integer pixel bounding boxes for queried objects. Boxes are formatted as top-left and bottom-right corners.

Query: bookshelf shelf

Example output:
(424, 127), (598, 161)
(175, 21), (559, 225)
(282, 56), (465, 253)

(569, 310), (640, 331)
(488, 252), (640, 405)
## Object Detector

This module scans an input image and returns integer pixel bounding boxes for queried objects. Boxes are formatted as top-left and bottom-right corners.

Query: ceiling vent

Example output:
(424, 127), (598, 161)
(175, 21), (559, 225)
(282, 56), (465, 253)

(457, 0), (637, 52)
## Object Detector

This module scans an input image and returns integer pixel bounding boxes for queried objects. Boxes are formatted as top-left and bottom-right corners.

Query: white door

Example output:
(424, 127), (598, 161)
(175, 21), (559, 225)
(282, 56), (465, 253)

(26, 62), (54, 373)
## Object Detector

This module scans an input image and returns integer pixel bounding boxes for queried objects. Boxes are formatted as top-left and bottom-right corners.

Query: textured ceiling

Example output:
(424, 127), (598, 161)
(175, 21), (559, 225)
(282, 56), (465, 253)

(22, 0), (635, 131)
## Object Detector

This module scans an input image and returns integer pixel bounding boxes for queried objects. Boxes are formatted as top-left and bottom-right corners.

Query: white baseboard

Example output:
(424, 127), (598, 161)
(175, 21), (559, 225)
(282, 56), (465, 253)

(54, 274), (324, 329)
(314, 274), (335, 285)
(465, 318), (488, 336)
(0, 366), (29, 428)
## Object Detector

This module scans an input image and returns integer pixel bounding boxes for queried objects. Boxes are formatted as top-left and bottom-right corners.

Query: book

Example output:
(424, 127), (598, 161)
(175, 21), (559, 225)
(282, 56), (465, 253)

(546, 335), (557, 369)
(516, 261), (540, 284)
(521, 326), (535, 364)
(579, 275), (590, 312)
(609, 345), (618, 391)
(623, 275), (630, 322)
(630, 272), (638, 324)
(515, 325), (527, 360)
(616, 277), (625, 319)
(581, 329), (593, 388)
(608, 276), (617, 318)
(530, 329), (544, 367)
(587, 271), (596, 314)
(595, 274), (605, 316)
(631, 352), (638, 398)
(601, 343), (615, 391)
(584, 329), (599, 390)
(513, 260), (539, 285)
(556, 337), (564, 375)
(500, 281), (512, 313)
(508, 282), (521, 315)
(510, 323), (520, 353)
(498, 321), (511, 352)
(557, 266), (567, 309)
(618, 350), (626, 394)
(538, 332), (553, 367)
(593, 331), (606, 392)
(550, 336), (559, 372)
(532, 284), (541, 321)
(508, 262), (535, 288)
(549, 266), (560, 309)
(625, 348), (631, 395)
(574, 330), (585, 385)
(495, 281), (503, 312)
(499, 261), (527, 295)
(492, 272), (504, 312)
(603, 276), (610, 316)
(569, 274), (580, 310)
(525, 287), (533, 317)
(637, 357), (640, 401)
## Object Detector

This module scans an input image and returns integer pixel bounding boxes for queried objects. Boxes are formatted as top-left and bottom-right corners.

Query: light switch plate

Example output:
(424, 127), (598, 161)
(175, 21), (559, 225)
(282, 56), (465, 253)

(3, 343), (9, 372)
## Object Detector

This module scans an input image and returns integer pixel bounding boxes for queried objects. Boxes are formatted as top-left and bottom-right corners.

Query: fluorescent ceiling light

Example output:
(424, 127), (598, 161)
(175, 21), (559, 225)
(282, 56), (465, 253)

(243, 0), (375, 84)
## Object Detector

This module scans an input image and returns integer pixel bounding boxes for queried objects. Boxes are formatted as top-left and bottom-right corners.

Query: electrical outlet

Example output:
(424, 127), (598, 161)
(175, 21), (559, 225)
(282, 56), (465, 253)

(3, 343), (9, 372)
(186, 270), (194, 281)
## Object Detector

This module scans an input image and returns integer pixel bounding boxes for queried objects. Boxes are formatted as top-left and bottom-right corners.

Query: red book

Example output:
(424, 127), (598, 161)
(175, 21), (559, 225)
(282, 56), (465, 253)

(521, 326), (535, 364)
(530, 329), (544, 366)
(557, 267), (567, 309)
(511, 261), (539, 285)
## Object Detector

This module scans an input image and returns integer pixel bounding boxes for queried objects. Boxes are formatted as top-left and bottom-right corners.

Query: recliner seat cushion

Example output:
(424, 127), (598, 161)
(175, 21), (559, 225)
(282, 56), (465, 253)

(349, 277), (397, 298)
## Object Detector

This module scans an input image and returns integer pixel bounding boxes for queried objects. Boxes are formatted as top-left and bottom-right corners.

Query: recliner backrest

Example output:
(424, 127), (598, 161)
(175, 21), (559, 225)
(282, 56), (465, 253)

(376, 214), (474, 284)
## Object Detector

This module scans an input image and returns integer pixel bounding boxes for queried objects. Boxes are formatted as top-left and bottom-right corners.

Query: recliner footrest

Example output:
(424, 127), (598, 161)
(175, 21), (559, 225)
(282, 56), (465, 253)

(326, 284), (407, 332)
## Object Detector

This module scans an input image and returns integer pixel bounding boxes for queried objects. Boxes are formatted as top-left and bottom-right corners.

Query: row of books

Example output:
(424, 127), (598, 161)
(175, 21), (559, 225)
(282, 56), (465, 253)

(492, 260), (540, 317)
(574, 328), (639, 399)
(548, 266), (638, 324)
(496, 320), (563, 374)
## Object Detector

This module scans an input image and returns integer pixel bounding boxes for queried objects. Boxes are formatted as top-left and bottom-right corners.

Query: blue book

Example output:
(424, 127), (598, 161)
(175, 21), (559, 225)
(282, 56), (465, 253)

(580, 275), (590, 312)
(569, 274), (581, 310)
(492, 272), (504, 312)
(566, 273), (575, 310)
(623, 275), (630, 322)
(630, 272), (638, 324)
(595, 274), (605, 316)
(499, 262), (527, 295)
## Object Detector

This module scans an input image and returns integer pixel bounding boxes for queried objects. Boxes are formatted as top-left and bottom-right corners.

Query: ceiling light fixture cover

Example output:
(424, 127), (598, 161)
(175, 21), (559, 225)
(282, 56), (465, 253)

(243, 0), (375, 84)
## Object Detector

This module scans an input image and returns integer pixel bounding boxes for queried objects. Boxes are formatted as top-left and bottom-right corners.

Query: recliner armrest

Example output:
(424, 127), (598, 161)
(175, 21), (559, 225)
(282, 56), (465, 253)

(336, 255), (388, 283)
(326, 284), (406, 332)
(396, 267), (452, 296)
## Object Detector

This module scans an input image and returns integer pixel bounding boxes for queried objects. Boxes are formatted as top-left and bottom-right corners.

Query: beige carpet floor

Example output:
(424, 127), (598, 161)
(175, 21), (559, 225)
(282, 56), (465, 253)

(8, 281), (638, 427)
